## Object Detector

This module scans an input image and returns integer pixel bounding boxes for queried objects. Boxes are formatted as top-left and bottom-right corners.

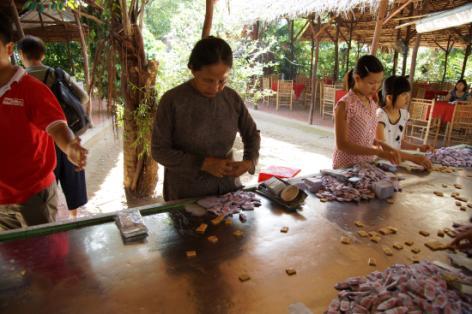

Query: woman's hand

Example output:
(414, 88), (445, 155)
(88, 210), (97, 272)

(419, 144), (434, 153)
(450, 226), (472, 250)
(201, 157), (233, 178)
(378, 148), (401, 165)
(412, 155), (432, 171)
(226, 160), (253, 177)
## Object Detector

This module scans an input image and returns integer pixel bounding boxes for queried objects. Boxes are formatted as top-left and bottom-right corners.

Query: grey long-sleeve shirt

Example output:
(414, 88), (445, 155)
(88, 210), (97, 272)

(151, 81), (260, 201)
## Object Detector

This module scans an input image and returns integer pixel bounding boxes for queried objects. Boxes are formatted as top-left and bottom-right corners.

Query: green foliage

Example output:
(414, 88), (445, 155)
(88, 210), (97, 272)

(23, 0), (78, 12)
(43, 42), (84, 80)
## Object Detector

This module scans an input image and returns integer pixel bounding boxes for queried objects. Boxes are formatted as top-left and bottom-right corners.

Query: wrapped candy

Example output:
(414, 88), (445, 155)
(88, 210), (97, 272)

(426, 147), (472, 168)
(196, 191), (260, 216)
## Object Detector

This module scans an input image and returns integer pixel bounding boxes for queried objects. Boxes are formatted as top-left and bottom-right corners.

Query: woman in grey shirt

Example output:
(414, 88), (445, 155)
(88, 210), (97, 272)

(152, 37), (260, 201)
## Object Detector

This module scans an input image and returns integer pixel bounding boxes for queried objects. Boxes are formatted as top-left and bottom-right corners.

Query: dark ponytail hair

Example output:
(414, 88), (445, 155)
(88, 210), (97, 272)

(347, 55), (384, 89)
(379, 75), (411, 108)
(188, 36), (233, 71)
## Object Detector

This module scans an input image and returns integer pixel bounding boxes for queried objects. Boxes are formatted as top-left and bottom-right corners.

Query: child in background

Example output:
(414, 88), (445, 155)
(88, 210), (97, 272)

(333, 55), (400, 169)
(376, 76), (433, 170)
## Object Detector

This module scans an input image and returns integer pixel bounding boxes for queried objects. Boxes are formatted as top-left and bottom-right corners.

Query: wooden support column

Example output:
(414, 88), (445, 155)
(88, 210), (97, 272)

(345, 19), (353, 73)
(309, 37), (314, 79)
(202, 0), (214, 38)
(74, 10), (92, 119)
(370, 0), (388, 55)
(333, 19), (340, 82)
(461, 43), (471, 80)
(392, 25), (401, 75)
(409, 33), (421, 87)
(442, 36), (453, 83)
(289, 19), (295, 79)
(309, 17), (321, 125)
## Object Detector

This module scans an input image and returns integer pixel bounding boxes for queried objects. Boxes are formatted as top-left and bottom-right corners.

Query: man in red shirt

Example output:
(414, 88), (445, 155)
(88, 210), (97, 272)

(0, 14), (88, 230)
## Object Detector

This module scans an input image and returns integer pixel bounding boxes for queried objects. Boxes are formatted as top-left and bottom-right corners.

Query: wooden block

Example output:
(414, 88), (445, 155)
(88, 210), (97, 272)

(411, 247), (421, 254)
(233, 230), (244, 238)
(341, 236), (352, 244)
(354, 221), (364, 228)
(419, 230), (430, 237)
(425, 241), (448, 251)
(386, 198), (395, 204)
(195, 223), (208, 235)
(280, 226), (289, 233)
(368, 258), (376, 266)
(239, 274), (251, 282)
(405, 241), (414, 246)
(211, 214), (225, 226)
(454, 184), (463, 189)
(460, 206), (467, 212)
(433, 191), (444, 197)
(393, 242), (404, 250)
(456, 201), (463, 206)
(357, 230), (369, 238)
(383, 247), (393, 256)
(186, 250), (197, 258)
(437, 230), (445, 237)
(285, 268), (297, 276)
(207, 235), (218, 244)
(370, 235), (381, 243)
(387, 226), (398, 234)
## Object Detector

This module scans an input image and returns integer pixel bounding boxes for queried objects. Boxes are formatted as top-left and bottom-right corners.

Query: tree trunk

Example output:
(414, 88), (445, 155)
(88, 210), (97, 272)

(333, 20), (339, 82)
(461, 43), (471, 80)
(442, 36), (452, 83)
(409, 33), (421, 87)
(111, 0), (158, 200)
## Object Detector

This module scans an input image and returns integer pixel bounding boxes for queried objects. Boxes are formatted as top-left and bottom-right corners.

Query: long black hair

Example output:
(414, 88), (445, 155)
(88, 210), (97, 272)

(454, 79), (468, 92)
(379, 75), (411, 108)
(347, 55), (384, 89)
(188, 36), (233, 71)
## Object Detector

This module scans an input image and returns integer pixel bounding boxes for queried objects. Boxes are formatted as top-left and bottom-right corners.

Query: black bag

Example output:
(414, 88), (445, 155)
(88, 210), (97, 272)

(44, 68), (90, 135)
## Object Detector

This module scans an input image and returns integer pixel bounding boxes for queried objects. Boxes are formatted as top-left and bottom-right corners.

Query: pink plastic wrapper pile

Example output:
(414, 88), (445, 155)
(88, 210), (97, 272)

(196, 191), (261, 216)
(427, 147), (472, 168)
(326, 262), (472, 313)
(316, 163), (400, 202)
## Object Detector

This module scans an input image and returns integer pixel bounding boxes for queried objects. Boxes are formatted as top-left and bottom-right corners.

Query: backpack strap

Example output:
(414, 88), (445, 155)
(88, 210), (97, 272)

(54, 67), (66, 81)
(43, 68), (51, 84)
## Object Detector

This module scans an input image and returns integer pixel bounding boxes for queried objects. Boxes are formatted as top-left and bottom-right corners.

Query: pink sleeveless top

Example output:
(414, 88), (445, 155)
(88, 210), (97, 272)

(332, 89), (378, 169)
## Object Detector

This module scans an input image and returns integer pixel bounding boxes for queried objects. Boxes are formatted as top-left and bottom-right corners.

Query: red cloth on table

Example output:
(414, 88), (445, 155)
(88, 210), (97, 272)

(270, 82), (306, 100)
(432, 101), (455, 123)
(258, 165), (301, 183)
(271, 82), (277, 92)
(424, 90), (448, 100)
(335, 89), (348, 103)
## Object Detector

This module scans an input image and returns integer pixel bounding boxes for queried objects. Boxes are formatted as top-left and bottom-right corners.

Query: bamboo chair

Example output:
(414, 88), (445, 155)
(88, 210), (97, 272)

(275, 80), (294, 111)
(321, 85), (336, 120)
(446, 103), (472, 146)
(405, 98), (439, 145)
(261, 76), (272, 106)
(303, 78), (313, 109)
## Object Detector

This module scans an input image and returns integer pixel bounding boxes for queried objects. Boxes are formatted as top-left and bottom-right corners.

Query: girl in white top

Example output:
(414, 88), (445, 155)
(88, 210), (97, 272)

(376, 76), (433, 170)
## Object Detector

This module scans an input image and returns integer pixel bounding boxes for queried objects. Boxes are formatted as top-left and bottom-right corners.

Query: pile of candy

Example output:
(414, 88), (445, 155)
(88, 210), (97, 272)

(316, 163), (399, 202)
(196, 191), (261, 216)
(327, 262), (472, 313)
(427, 147), (472, 168)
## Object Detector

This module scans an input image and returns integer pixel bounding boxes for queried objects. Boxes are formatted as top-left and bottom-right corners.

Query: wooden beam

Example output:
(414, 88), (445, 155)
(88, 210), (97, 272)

(202, 0), (214, 38)
(323, 28), (335, 42)
(371, 0), (388, 55)
(294, 19), (309, 42)
(383, 0), (413, 25)
(10, 0), (24, 39)
(309, 17), (321, 125)
(71, 9), (105, 25)
(409, 33), (421, 86)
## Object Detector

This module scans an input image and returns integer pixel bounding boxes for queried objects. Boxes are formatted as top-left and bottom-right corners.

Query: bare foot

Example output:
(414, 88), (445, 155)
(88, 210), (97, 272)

(69, 209), (78, 219)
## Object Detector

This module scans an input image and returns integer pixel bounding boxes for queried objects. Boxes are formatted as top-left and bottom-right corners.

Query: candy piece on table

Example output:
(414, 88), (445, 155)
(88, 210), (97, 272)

(233, 230), (244, 238)
(239, 274), (250, 282)
(419, 230), (430, 237)
(368, 231), (380, 237)
(442, 184), (448, 188)
(460, 206), (467, 211)
(444, 228), (457, 238)
(341, 236), (352, 244)
(211, 214), (225, 226)
(433, 191), (444, 197)
(454, 183), (463, 189)
(186, 250), (197, 258)
(280, 226), (289, 233)
(455, 201), (462, 206)
(411, 247), (421, 254)
(358, 230), (369, 238)
(387, 226), (398, 234)
(425, 241), (448, 251)
(285, 268), (297, 276)
(393, 242), (404, 250)
(207, 235), (218, 244)
(383, 247), (393, 256)
(405, 241), (414, 246)
(379, 227), (394, 235)
(195, 223), (208, 235)
(370, 235), (382, 243)
(456, 196), (468, 202)
(387, 198), (395, 204)
(224, 218), (232, 225)
(354, 220), (364, 228)
(409, 255), (420, 263)
(437, 230), (445, 237)
(368, 258), (376, 266)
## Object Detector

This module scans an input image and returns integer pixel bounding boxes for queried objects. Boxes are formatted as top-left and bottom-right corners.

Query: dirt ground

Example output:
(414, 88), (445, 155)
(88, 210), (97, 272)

(57, 109), (336, 221)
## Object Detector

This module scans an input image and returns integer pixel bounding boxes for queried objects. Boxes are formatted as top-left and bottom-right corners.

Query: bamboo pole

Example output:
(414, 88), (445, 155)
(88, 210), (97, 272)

(202, 0), (214, 38)
(383, 0), (413, 26)
(409, 33), (421, 87)
(309, 17), (321, 125)
(370, 0), (388, 55)
(442, 36), (453, 83)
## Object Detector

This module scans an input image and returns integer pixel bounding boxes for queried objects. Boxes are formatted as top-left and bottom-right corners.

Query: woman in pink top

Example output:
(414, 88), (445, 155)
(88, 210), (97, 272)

(333, 55), (400, 169)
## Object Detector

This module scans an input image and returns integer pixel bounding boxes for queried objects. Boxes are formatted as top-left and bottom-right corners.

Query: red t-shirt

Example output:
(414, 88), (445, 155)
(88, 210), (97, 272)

(0, 67), (66, 204)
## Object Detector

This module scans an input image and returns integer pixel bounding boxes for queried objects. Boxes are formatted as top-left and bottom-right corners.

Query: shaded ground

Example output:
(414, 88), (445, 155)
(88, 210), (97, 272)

(57, 107), (336, 221)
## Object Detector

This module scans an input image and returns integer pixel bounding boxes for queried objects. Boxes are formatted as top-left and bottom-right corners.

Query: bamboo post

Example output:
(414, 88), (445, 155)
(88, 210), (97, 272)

(202, 0), (214, 38)
(74, 10), (92, 120)
(409, 33), (421, 87)
(333, 19), (339, 82)
(442, 36), (453, 83)
(370, 0), (388, 55)
(309, 18), (321, 125)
